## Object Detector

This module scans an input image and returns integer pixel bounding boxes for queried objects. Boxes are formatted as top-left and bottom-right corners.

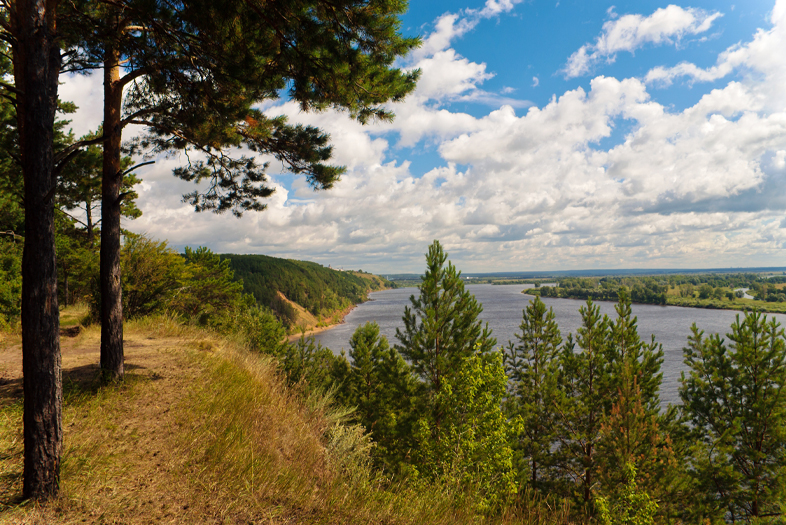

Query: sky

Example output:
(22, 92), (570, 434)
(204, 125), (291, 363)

(59, 0), (786, 273)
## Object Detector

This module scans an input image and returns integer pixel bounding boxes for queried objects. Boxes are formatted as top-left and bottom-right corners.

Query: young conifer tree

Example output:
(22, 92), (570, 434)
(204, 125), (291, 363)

(346, 322), (416, 471)
(554, 299), (611, 505)
(605, 288), (664, 413)
(396, 241), (515, 507)
(395, 240), (496, 425)
(504, 295), (562, 490)
(681, 311), (786, 521)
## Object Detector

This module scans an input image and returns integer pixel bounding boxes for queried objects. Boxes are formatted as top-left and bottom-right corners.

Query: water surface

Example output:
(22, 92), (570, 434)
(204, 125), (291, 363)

(314, 284), (785, 406)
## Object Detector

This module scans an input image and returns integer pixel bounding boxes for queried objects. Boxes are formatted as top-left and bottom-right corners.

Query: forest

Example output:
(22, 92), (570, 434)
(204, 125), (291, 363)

(527, 273), (786, 312)
(222, 254), (394, 326)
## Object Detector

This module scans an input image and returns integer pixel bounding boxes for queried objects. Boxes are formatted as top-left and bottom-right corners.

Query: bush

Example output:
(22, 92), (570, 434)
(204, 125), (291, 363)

(90, 234), (251, 323)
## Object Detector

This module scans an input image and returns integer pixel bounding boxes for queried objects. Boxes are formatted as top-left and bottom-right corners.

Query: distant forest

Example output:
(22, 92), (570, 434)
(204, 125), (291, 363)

(528, 273), (786, 312)
(221, 254), (393, 325)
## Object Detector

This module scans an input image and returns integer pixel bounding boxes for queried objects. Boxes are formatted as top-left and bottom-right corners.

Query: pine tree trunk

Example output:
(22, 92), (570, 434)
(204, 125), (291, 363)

(85, 200), (94, 245)
(13, 0), (63, 501)
(100, 42), (124, 380)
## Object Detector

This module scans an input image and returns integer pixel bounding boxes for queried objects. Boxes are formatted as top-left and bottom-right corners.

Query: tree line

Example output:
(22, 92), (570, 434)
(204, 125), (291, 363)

(530, 273), (786, 308)
(222, 254), (386, 326)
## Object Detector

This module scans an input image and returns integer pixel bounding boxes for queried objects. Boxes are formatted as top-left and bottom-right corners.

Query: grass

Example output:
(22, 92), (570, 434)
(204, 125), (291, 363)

(0, 308), (575, 524)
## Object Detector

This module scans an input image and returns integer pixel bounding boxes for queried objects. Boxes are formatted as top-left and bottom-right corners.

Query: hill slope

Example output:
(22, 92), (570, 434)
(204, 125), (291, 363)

(0, 313), (520, 524)
(221, 254), (393, 329)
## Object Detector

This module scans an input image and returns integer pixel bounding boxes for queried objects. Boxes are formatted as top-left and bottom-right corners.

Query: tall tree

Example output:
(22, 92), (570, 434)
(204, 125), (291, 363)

(681, 312), (786, 521)
(395, 240), (496, 429)
(554, 299), (611, 505)
(61, 0), (419, 380)
(4, 0), (63, 500)
(504, 295), (562, 490)
(395, 241), (512, 507)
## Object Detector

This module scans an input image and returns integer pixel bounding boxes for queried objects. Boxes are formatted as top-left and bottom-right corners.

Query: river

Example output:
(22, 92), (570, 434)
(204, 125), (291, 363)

(314, 284), (786, 406)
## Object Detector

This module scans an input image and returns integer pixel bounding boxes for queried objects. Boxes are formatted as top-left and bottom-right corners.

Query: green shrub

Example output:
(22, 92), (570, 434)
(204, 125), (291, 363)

(0, 238), (21, 330)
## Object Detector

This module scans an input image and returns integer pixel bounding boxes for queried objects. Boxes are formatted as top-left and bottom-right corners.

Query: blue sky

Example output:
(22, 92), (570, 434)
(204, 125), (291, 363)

(60, 0), (786, 273)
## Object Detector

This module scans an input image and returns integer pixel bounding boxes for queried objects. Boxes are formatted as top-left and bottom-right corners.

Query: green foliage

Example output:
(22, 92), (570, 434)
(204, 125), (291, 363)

(528, 273), (786, 313)
(229, 305), (289, 356)
(278, 336), (350, 395)
(595, 463), (658, 525)
(172, 246), (250, 325)
(56, 130), (141, 240)
(595, 369), (687, 520)
(65, 0), (419, 216)
(223, 254), (373, 323)
(680, 311), (786, 520)
(390, 241), (515, 511)
(115, 235), (189, 319)
(606, 289), (664, 413)
(412, 349), (519, 513)
(90, 235), (251, 323)
(0, 237), (22, 330)
(551, 292), (668, 511)
(55, 214), (98, 306)
(344, 322), (417, 471)
(395, 240), (496, 396)
(504, 296), (562, 490)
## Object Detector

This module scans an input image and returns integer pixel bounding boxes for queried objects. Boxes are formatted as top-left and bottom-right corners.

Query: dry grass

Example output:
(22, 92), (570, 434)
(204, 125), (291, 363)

(0, 308), (574, 524)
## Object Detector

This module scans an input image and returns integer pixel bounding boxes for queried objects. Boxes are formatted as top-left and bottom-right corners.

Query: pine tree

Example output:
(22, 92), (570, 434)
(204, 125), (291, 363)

(59, 0), (420, 380)
(595, 367), (684, 519)
(395, 240), (496, 428)
(504, 295), (561, 490)
(554, 299), (611, 505)
(345, 322), (416, 471)
(681, 311), (786, 521)
(606, 288), (664, 413)
(6, 0), (63, 500)
(396, 241), (513, 508)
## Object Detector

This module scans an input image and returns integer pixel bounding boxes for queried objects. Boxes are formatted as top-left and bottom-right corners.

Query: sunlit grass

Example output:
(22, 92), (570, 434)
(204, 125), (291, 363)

(0, 319), (578, 524)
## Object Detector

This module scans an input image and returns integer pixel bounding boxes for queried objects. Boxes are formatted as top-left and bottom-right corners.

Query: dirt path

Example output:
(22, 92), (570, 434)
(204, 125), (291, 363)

(0, 324), (221, 523)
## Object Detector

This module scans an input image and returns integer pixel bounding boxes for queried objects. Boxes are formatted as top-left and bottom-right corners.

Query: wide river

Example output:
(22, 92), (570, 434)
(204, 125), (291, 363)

(314, 284), (786, 406)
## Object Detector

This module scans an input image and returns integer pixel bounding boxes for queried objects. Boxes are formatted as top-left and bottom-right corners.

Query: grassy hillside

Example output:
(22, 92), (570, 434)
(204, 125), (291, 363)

(0, 308), (564, 524)
(221, 254), (394, 329)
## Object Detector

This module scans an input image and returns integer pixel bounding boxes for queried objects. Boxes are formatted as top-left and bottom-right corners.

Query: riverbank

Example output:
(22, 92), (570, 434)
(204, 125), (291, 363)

(286, 303), (359, 342)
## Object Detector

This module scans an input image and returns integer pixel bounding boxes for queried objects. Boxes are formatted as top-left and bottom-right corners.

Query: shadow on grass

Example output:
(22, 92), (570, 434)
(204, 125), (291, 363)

(0, 362), (161, 509)
(0, 362), (155, 406)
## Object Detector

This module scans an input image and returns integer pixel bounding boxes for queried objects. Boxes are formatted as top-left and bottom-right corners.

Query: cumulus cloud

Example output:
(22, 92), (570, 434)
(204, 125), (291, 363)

(58, 1), (786, 272)
(564, 5), (722, 78)
(646, 0), (786, 89)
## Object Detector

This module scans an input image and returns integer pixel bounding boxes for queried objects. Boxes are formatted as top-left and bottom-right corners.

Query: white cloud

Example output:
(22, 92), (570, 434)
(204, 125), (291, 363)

(646, 0), (786, 92)
(58, 73), (103, 137)
(564, 5), (722, 78)
(56, 1), (786, 272)
(471, 0), (526, 18)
